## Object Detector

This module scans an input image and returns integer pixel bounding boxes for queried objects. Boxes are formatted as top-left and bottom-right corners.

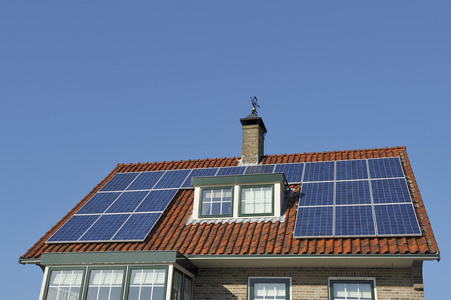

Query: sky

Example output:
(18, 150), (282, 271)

(1, 1), (449, 299)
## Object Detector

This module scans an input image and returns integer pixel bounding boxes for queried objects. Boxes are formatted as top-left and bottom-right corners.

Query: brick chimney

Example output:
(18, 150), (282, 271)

(240, 112), (267, 165)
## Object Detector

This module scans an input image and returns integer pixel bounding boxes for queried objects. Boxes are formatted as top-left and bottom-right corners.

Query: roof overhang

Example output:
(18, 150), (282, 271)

(19, 251), (198, 274)
(185, 253), (440, 269)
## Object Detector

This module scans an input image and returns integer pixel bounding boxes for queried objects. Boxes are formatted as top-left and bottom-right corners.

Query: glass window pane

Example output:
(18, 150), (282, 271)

(46, 270), (84, 300)
(86, 270), (123, 300)
(183, 276), (193, 300)
(253, 281), (287, 300)
(332, 282), (373, 300)
(128, 269), (166, 300)
(241, 186), (273, 215)
(201, 188), (232, 216)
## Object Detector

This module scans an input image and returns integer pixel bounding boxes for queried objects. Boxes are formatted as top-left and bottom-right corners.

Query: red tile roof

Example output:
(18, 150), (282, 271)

(21, 146), (439, 260)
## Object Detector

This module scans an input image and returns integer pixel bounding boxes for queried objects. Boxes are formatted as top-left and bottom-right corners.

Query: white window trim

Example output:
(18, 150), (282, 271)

(328, 277), (377, 300)
(193, 182), (285, 220)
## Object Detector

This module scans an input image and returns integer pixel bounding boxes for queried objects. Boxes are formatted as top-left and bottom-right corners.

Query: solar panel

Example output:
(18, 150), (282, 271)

(299, 182), (334, 206)
(216, 166), (246, 176)
(294, 206), (333, 237)
(112, 213), (161, 241)
(335, 205), (375, 236)
(106, 191), (149, 213)
(336, 160), (368, 180)
(335, 181), (371, 205)
(153, 169), (191, 189)
(49, 156), (420, 243)
(127, 171), (164, 190)
(47, 215), (100, 242)
(79, 214), (130, 241)
(181, 168), (218, 188)
(303, 161), (334, 182)
(135, 189), (178, 212)
(274, 163), (304, 183)
(77, 192), (121, 214)
(100, 173), (139, 191)
(245, 165), (275, 175)
(371, 179), (411, 204)
(368, 157), (404, 179)
(374, 204), (421, 235)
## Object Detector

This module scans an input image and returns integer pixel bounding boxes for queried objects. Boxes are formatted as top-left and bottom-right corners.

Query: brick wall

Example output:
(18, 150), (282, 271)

(192, 263), (424, 300)
(242, 124), (264, 165)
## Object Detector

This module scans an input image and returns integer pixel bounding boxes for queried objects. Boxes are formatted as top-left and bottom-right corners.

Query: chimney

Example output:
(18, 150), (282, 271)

(240, 110), (267, 165)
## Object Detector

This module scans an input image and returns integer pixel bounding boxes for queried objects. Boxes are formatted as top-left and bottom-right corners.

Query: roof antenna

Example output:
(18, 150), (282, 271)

(250, 96), (260, 115)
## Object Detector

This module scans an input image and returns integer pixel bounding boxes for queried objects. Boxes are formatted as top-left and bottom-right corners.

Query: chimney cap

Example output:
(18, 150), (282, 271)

(240, 114), (267, 134)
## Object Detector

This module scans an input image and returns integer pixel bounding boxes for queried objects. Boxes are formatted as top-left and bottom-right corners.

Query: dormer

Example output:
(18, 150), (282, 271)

(191, 173), (288, 220)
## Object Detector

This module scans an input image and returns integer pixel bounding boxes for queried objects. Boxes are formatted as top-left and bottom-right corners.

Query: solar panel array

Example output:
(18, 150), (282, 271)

(47, 157), (421, 243)
(294, 157), (421, 238)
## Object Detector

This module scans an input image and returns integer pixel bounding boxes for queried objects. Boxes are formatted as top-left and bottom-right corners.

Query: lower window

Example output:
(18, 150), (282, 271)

(249, 278), (290, 300)
(45, 269), (84, 300)
(86, 269), (124, 300)
(329, 280), (375, 300)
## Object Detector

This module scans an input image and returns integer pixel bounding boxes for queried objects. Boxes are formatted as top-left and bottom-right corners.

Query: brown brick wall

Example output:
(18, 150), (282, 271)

(242, 125), (264, 165)
(192, 264), (424, 300)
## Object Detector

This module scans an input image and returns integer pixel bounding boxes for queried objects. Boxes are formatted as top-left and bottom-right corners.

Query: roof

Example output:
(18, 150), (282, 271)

(21, 146), (438, 260)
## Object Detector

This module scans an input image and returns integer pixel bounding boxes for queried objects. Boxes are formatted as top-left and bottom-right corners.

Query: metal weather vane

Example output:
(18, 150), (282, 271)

(250, 96), (260, 115)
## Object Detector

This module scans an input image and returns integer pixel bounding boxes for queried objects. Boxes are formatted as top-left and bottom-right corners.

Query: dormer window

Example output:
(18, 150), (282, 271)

(240, 185), (273, 216)
(200, 187), (233, 217)
(192, 173), (287, 220)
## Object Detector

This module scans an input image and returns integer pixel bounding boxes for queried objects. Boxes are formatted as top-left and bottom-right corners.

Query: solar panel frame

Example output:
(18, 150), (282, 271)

(334, 205), (375, 236)
(244, 165), (276, 175)
(371, 178), (412, 204)
(153, 169), (192, 189)
(335, 181), (372, 205)
(111, 213), (162, 241)
(79, 214), (131, 241)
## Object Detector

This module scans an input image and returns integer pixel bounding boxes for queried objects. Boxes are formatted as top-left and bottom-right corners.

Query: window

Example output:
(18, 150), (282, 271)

(44, 266), (170, 300)
(249, 278), (290, 300)
(171, 270), (193, 300)
(86, 269), (124, 300)
(240, 185), (273, 216)
(45, 269), (84, 300)
(200, 187), (233, 217)
(127, 268), (166, 300)
(329, 280), (375, 300)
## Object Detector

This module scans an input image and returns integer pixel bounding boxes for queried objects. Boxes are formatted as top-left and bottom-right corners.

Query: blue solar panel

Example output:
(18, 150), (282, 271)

(153, 169), (191, 189)
(106, 191), (149, 213)
(112, 213), (161, 241)
(245, 165), (275, 175)
(368, 157), (404, 179)
(336, 160), (368, 180)
(127, 171), (164, 190)
(79, 214), (130, 241)
(335, 205), (375, 236)
(303, 162), (334, 182)
(136, 189), (178, 212)
(77, 192), (121, 214)
(335, 181), (371, 205)
(47, 215), (100, 242)
(216, 166), (246, 176)
(181, 168), (218, 188)
(374, 204), (421, 235)
(100, 173), (139, 191)
(294, 206), (333, 237)
(371, 178), (411, 204)
(274, 163), (304, 183)
(299, 182), (334, 206)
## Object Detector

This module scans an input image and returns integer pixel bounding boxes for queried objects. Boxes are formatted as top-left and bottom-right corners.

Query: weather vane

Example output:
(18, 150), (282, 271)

(250, 96), (259, 115)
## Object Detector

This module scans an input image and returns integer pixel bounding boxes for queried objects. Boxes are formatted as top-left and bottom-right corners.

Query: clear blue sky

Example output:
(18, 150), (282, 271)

(1, 1), (449, 299)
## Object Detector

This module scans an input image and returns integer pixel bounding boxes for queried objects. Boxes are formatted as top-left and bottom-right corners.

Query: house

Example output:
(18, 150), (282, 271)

(20, 109), (439, 300)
